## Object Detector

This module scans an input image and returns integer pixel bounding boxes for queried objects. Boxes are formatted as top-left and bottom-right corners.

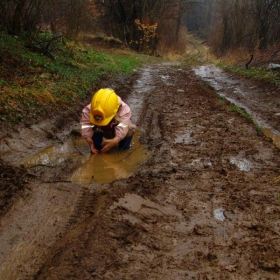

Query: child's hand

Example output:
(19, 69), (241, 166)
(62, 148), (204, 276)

(85, 137), (99, 154)
(101, 137), (120, 153)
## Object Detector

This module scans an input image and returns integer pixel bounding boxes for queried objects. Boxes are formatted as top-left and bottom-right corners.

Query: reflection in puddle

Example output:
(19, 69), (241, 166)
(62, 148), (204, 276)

(160, 75), (173, 86)
(20, 132), (150, 184)
(190, 158), (212, 168)
(19, 138), (87, 168)
(214, 208), (225, 222)
(230, 157), (252, 171)
(175, 132), (192, 144)
(70, 139), (149, 184)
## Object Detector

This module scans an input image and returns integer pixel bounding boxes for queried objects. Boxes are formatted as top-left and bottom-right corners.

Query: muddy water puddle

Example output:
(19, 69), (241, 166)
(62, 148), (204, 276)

(70, 135), (149, 184)
(20, 131), (150, 184)
(193, 64), (280, 148)
(262, 128), (280, 148)
(18, 65), (164, 184)
(229, 157), (252, 171)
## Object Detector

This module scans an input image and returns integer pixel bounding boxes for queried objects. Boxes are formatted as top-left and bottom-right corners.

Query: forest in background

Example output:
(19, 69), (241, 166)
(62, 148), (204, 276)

(0, 0), (189, 56)
(1, 0), (280, 61)
(187, 0), (280, 65)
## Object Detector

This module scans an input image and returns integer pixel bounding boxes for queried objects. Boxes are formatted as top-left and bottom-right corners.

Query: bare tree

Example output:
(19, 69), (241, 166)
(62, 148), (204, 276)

(0, 0), (50, 35)
(92, 0), (192, 54)
(203, 0), (280, 55)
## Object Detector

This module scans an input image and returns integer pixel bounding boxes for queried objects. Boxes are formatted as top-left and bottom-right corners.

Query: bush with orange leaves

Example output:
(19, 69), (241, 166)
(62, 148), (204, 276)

(130, 19), (159, 54)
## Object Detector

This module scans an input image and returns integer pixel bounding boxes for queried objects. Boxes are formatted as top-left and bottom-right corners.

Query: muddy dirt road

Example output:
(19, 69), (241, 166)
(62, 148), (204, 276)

(1, 62), (280, 279)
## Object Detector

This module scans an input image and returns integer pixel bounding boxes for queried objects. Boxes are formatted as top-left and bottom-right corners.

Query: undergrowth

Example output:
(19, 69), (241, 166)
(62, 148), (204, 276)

(215, 48), (280, 87)
(216, 62), (280, 87)
(0, 31), (156, 125)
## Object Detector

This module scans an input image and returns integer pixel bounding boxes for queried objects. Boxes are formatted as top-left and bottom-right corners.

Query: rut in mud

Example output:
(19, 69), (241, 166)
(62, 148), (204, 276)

(0, 63), (280, 279)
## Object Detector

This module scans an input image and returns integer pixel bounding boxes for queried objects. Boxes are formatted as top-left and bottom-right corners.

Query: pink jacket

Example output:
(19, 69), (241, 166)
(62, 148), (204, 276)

(80, 96), (136, 140)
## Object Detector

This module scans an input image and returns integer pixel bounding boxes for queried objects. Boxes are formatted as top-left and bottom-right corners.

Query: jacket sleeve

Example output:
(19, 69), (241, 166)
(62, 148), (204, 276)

(80, 104), (94, 139)
(114, 100), (137, 140)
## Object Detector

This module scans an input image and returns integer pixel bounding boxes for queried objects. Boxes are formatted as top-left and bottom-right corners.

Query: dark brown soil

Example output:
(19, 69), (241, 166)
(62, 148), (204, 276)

(0, 63), (280, 280)
(0, 159), (29, 216)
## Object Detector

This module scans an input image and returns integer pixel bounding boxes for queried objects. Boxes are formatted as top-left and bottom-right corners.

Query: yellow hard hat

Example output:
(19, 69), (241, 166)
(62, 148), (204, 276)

(90, 88), (120, 126)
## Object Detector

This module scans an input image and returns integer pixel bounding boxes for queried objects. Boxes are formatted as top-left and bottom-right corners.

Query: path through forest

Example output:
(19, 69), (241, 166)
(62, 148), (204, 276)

(0, 61), (280, 279)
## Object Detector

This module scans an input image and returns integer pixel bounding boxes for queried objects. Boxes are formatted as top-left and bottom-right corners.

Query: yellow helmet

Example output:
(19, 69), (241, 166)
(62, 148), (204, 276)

(90, 88), (120, 126)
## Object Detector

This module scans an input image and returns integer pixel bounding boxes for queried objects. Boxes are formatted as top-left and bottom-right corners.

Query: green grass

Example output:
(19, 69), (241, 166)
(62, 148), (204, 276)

(216, 62), (280, 87)
(218, 96), (262, 132)
(0, 31), (156, 124)
(228, 103), (253, 122)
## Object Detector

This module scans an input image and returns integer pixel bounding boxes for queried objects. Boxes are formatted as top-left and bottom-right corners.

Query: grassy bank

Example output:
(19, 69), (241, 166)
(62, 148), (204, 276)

(0, 32), (158, 125)
(216, 62), (280, 87)
(213, 48), (280, 87)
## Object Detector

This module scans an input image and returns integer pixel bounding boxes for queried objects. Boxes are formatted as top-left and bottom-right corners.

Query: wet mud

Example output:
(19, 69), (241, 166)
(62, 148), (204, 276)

(194, 65), (280, 147)
(0, 62), (280, 279)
